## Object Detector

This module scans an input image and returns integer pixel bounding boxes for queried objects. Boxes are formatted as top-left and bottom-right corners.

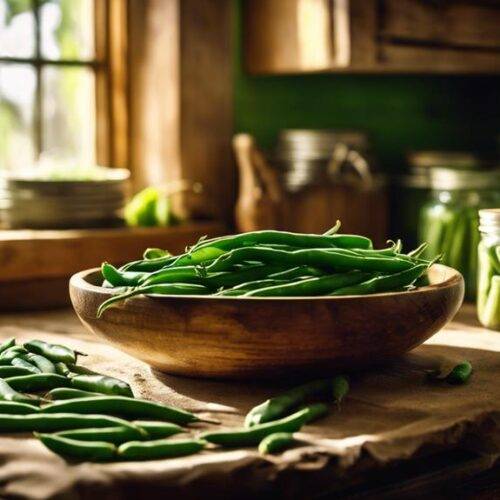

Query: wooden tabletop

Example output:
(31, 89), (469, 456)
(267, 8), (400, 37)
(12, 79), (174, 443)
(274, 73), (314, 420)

(0, 304), (498, 499)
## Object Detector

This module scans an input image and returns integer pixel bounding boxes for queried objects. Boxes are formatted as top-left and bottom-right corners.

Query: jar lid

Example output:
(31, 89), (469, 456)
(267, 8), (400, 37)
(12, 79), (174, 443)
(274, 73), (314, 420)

(479, 208), (500, 233)
(429, 167), (500, 190)
(407, 151), (481, 170)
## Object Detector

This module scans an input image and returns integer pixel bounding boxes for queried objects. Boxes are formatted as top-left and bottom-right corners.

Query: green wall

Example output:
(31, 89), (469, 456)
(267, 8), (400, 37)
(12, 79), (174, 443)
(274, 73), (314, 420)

(233, 1), (499, 172)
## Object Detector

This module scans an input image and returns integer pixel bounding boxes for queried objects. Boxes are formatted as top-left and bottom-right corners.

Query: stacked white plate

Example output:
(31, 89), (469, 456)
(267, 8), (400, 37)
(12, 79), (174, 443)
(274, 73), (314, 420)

(0, 167), (130, 229)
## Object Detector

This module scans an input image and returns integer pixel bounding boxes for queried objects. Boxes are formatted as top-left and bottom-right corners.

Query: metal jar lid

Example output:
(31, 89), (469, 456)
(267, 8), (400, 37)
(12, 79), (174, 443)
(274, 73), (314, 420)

(407, 151), (481, 170)
(429, 167), (500, 191)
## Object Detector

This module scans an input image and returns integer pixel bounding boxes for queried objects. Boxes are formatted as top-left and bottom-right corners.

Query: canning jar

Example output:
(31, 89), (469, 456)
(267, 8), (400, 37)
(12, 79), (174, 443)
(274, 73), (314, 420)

(419, 168), (500, 300)
(477, 209), (500, 330)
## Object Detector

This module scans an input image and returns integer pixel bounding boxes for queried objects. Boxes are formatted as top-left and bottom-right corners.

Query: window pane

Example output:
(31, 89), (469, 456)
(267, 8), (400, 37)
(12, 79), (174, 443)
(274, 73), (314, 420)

(42, 66), (95, 165)
(0, 64), (35, 170)
(0, 0), (35, 58)
(40, 0), (94, 60)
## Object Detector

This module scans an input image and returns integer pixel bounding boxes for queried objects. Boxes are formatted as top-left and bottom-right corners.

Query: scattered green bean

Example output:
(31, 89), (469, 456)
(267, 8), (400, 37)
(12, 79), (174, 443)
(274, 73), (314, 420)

(0, 346), (28, 365)
(70, 374), (134, 397)
(245, 379), (334, 427)
(202, 404), (328, 447)
(41, 396), (201, 425)
(0, 337), (15, 355)
(0, 378), (41, 405)
(0, 365), (35, 377)
(118, 438), (205, 461)
(133, 420), (184, 439)
(56, 426), (146, 444)
(5, 374), (71, 392)
(46, 388), (106, 400)
(11, 357), (42, 374)
(0, 413), (144, 433)
(23, 353), (56, 374)
(0, 400), (40, 415)
(24, 340), (76, 364)
(258, 432), (295, 454)
(36, 432), (117, 461)
(54, 362), (72, 377)
(446, 361), (473, 385)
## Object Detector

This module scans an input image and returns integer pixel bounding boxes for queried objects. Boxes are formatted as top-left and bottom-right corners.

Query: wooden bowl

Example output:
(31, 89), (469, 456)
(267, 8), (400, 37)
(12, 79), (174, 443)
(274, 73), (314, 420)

(70, 264), (464, 379)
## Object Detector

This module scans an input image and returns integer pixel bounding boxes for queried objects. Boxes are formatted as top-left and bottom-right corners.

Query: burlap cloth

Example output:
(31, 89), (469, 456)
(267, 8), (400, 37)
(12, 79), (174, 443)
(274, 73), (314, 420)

(0, 305), (498, 499)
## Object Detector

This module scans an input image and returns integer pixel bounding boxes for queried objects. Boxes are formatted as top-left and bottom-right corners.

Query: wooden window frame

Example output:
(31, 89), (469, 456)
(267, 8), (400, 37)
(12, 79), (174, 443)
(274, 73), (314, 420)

(0, 0), (128, 170)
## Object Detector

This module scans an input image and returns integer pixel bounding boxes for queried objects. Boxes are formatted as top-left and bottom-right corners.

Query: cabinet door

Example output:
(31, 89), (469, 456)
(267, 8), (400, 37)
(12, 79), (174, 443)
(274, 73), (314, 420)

(243, 0), (500, 74)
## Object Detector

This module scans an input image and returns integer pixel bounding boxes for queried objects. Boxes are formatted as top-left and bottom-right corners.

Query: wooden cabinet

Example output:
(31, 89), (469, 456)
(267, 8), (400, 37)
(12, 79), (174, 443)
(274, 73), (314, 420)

(244, 0), (500, 74)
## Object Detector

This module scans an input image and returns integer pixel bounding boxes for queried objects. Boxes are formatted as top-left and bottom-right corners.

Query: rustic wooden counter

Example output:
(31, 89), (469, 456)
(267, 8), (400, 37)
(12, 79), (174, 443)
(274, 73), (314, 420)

(0, 304), (498, 499)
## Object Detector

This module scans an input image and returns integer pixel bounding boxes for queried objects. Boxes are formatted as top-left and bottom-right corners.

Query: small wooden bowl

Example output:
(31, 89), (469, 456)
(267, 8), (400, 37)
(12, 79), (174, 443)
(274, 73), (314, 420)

(70, 265), (464, 379)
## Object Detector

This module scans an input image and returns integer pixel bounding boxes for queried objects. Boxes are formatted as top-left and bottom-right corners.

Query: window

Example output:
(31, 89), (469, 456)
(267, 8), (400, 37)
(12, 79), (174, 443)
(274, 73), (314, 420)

(0, 0), (127, 171)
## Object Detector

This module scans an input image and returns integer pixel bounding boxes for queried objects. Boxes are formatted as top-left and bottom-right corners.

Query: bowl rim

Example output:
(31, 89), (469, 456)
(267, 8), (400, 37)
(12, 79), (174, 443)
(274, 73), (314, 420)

(70, 263), (463, 302)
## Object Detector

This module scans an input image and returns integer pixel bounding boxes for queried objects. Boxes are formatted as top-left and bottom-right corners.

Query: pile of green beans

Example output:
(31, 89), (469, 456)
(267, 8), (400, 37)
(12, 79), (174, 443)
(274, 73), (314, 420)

(477, 240), (500, 330)
(97, 224), (437, 316)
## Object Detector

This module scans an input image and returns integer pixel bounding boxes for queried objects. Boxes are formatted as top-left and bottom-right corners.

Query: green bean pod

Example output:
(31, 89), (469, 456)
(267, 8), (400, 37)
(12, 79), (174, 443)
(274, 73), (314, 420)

(0, 401), (40, 415)
(330, 263), (429, 296)
(117, 438), (205, 461)
(24, 340), (77, 364)
(54, 362), (72, 377)
(446, 361), (473, 385)
(0, 412), (145, 433)
(5, 374), (71, 392)
(46, 387), (106, 400)
(11, 357), (42, 374)
(101, 263), (149, 287)
(245, 272), (373, 297)
(23, 353), (56, 374)
(258, 432), (295, 454)
(143, 248), (170, 260)
(56, 426), (147, 445)
(269, 266), (324, 280)
(133, 420), (184, 439)
(97, 282), (210, 317)
(0, 337), (15, 355)
(0, 378), (42, 405)
(70, 375), (134, 397)
(217, 279), (289, 296)
(202, 404), (328, 447)
(203, 264), (288, 290)
(35, 433), (117, 461)
(245, 379), (335, 427)
(0, 365), (35, 378)
(41, 396), (200, 425)
(0, 346), (28, 365)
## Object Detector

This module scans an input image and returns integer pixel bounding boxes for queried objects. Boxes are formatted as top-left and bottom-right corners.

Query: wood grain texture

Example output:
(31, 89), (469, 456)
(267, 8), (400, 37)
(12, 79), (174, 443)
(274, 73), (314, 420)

(0, 222), (225, 282)
(70, 264), (464, 379)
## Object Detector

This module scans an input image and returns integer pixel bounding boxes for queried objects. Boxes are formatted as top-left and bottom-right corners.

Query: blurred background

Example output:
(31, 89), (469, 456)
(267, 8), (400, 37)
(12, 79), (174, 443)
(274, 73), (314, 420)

(0, 0), (499, 308)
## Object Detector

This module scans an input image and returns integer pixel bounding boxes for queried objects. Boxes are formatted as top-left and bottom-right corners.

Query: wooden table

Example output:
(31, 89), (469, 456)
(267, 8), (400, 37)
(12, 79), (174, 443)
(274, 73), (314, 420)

(0, 304), (498, 499)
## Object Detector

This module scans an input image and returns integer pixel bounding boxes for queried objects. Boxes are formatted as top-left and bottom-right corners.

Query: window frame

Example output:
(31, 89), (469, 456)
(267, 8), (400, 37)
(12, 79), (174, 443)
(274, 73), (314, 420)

(0, 0), (128, 169)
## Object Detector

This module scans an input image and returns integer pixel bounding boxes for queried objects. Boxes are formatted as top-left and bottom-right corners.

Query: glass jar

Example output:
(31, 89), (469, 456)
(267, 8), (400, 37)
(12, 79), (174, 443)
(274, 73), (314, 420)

(477, 209), (500, 330)
(419, 168), (500, 300)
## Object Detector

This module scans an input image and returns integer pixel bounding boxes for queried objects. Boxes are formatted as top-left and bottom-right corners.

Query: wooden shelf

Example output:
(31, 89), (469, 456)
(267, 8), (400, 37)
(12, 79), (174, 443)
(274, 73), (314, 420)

(0, 221), (226, 311)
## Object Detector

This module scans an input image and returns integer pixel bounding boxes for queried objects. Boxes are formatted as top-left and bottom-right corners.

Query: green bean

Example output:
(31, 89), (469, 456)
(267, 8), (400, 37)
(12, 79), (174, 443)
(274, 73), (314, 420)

(54, 362), (72, 377)
(5, 374), (71, 392)
(245, 380), (333, 427)
(205, 247), (414, 274)
(0, 337), (15, 354)
(0, 378), (42, 405)
(133, 420), (184, 439)
(245, 272), (373, 297)
(56, 426), (147, 444)
(258, 432), (295, 454)
(97, 283), (210, 317)
(46, 387), (106, 400)
(139, 265), (210, 287)
(332, 375), (350, 404)
(143, 248), (171, 260)
(0, 346), (28, 365)
(0, 400), (40, 415)
(446, 361), (473, 385)
(71, 375), (134, 397)
(0, 412), (145, 433)
(24, 340), (77, 364)
(11, 357), (42, 374)
(101, 262), (148, 287)
(269, 266), (324, 280)
(323, 220), (341, 235)
(330, 263), (429, 296)
(217, 279), (289, 296)
(35, 432), (117, 461)
(204, 264), (288, 290)
(117, 438), (205, 461)
(202, 404), (328, 447)
(0, 365), (35, 377)
(41, 396), (201, 425)
(23, 353), (56, 374)
(65, 364), (99, 376)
